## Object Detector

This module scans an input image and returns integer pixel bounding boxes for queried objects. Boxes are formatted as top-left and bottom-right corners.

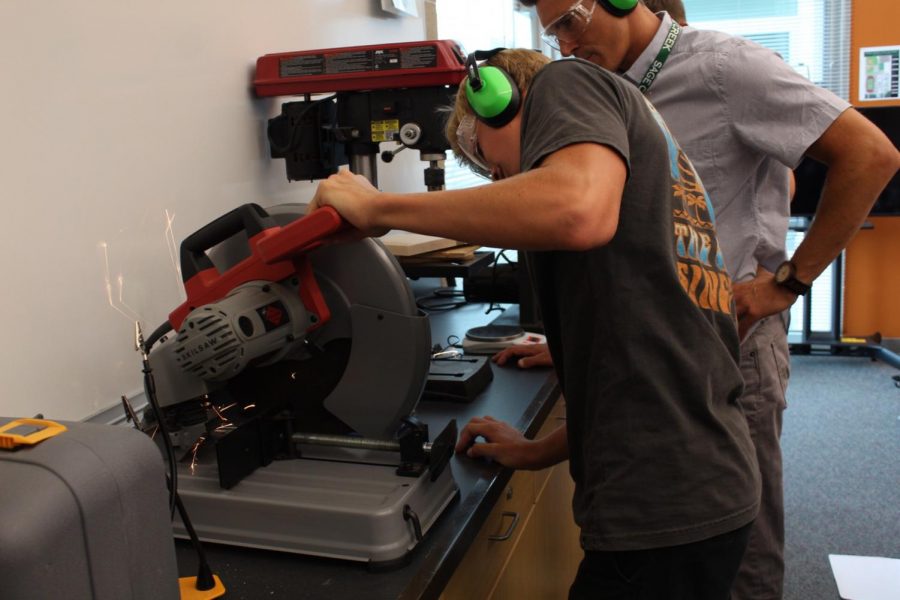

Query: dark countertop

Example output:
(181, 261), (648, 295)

(175, 296), (560, 600)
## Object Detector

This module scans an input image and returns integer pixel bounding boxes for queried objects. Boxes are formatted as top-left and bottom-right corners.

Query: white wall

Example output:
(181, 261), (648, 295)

(0, 0), (428, 420)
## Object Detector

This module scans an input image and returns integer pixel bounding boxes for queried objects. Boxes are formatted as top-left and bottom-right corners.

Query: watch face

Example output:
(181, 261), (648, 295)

(775, 262), (792, 282)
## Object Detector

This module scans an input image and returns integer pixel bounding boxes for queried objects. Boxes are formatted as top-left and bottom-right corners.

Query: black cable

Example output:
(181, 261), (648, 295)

(142, 358), (178, 519)
(172, 480), (217, 591)
(136, 321), (178, 518)
(144, 321), (173, 353)
(138, 339), (223, 593)
(137, 322), (179, 518)
(124, 399), (218, 592)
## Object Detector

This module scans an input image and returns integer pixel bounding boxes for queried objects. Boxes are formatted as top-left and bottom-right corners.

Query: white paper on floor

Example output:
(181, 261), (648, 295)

(829, 554), (900, 600)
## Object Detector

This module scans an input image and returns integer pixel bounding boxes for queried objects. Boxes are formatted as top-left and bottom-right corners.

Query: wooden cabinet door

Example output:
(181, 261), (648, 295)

(440, 469), (535, 600)
(489, 462), (581, 600)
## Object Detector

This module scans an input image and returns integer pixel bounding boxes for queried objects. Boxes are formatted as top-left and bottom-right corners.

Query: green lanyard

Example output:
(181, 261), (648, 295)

(637, 21), (681, 93)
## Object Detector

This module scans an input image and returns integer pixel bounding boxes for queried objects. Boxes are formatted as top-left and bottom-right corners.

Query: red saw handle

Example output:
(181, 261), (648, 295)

(169, 205), (347, 330)
(256, 206), (345, 263)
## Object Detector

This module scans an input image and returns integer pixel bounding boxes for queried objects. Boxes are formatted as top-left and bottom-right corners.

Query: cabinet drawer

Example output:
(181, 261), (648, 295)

(440, 469), (535, 600)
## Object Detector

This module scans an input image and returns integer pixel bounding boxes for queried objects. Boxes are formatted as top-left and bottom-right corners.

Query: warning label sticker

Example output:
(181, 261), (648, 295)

(280, 45), (438, 78)
(371, 120), (400, 143)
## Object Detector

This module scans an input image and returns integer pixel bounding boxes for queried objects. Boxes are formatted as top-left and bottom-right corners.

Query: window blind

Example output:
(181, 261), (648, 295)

(683, 0), (851, 99)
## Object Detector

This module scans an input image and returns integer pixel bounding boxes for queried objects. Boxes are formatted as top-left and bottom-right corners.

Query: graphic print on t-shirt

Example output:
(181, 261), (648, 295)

(643, 99), (734, 316)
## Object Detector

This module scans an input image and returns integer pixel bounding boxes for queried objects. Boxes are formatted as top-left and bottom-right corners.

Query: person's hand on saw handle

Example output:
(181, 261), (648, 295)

(308, 170), (389, 240)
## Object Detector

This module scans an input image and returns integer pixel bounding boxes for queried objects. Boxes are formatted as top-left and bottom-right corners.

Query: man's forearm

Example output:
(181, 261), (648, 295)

(793, 160), (896, 282)
(370, 143), (625, 251)
(793, 110), (900, 283)
(373, 177), (563, 250)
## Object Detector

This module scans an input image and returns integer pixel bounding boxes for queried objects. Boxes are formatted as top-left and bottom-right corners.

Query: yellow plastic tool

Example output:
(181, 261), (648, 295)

(179, 575), (226, 600)
(0, 419), (67, 450)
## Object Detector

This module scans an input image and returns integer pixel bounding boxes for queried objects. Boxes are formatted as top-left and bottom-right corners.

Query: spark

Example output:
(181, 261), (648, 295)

(189, 435), (207, 474)
(243, 404), (257, 411)
(211, 402), (236, 423)
(164, 209), (184, 293)
(116, 274), (141, 321)
(100, 241), (140, 322)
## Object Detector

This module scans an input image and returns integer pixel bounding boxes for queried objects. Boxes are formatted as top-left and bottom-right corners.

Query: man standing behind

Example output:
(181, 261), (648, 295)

(507, 1), (900, 598)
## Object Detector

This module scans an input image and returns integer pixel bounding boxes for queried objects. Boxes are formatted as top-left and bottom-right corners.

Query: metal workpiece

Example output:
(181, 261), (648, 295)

(293, 432), (403, 451)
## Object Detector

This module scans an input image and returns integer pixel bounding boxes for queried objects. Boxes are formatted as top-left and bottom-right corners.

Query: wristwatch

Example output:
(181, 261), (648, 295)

(774, 260), (811, 296)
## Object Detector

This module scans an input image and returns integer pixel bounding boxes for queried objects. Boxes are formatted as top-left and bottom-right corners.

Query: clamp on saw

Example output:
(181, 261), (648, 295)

(140, 202), (459, 564)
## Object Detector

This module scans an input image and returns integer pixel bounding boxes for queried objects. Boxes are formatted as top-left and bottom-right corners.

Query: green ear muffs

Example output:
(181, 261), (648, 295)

(465, 49), (521, 128)
(599, 0), (638, 18)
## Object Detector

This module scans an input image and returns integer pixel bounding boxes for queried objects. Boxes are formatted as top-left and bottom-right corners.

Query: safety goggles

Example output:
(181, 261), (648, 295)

(540, 0), (597, 50)
(455, 114), (492, 179)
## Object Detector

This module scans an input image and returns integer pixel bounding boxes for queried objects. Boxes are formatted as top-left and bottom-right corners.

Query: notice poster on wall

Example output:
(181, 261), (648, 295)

(381, 0), (418, 17)
(859, 45), (900, 101)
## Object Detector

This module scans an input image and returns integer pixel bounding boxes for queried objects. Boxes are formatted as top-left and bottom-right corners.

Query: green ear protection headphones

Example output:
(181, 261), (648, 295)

(464, 48), (521, 128)
(599, 0), (638, 17)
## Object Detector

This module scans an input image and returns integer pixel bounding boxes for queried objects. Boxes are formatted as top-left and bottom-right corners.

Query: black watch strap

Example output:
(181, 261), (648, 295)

(778, 277), (811, 296)
(775, 260), (811, 296)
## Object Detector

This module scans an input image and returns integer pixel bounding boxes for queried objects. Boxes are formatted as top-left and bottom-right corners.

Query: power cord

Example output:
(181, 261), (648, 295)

(132, 321), (223, 596)
(136, 322), (178, 519)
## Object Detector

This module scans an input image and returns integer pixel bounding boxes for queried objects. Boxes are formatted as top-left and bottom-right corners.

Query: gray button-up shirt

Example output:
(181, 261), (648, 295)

(623, 13), (849, 283)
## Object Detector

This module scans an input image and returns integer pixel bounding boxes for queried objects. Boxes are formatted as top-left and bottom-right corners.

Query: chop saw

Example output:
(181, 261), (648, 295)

(142, 202), (458, 565)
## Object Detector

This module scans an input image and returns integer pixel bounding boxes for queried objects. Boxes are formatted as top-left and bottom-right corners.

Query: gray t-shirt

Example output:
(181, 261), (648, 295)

(624, 12), (850, 283)
(521, 60), (760, 551)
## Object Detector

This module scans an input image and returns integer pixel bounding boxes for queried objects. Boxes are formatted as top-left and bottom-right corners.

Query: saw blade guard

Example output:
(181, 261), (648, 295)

(265, 204), (430, 439)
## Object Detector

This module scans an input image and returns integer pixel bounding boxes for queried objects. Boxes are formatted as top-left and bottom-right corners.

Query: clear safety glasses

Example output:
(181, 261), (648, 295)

(540, 0), (597, 50)
(455, 114), (492, 180)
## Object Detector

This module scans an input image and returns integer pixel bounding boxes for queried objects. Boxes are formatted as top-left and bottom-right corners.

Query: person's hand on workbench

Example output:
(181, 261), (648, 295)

(493, 343), (553, 369)
(455, 416), (542, 469)
(308, 169), (389, 238)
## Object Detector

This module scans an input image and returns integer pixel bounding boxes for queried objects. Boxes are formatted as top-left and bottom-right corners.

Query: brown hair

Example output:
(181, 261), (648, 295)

(445, 49), (550, 173)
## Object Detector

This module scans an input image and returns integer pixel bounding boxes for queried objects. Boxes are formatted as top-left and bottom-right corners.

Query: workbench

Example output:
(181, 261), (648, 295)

(174, 298), (574, 599)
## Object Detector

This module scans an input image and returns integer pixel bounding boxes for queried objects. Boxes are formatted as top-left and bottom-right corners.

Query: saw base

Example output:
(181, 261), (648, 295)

(173, 455), (458, 565)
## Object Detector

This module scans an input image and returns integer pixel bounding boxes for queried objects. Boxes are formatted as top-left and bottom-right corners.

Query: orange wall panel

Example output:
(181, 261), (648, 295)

(843, 0), (900, 336)
(843, 218), (900, 336)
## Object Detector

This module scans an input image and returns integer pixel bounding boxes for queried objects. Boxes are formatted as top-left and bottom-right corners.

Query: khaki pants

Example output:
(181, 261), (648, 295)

(732, 316), (790, 600)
